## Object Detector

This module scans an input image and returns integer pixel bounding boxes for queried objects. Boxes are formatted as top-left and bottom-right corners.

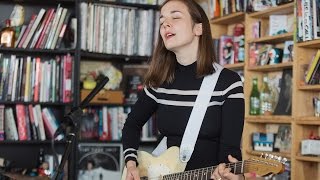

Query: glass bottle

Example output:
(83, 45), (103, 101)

(260, 74), (272, 115)
(0, 19), (15, 48)
(250, 77), (260, 115)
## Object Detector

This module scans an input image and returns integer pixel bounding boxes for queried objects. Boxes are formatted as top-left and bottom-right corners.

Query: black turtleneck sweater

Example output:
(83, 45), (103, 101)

(122, 62), (244, 170)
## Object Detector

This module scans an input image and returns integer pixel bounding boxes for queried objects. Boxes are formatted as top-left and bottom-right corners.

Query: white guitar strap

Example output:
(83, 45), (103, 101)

(152, 63), (223, 163)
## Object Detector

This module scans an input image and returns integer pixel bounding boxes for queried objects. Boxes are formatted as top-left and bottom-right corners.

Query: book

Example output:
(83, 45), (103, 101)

(313, 0), (320, 39)
(219, 35), (234, 66)
(0, 105), (4, 140)
(282, 41), (294, 63)
(274, 69), (292, 115)
(15, 104), (28, 140)
(55, 11), (72, 49)
(18, 14), (37, 48)
(80, 109), (99, 140)
(269, 15), (289, 36)
(30, 8), (54, 49)
(4, 107), (19, 140)
(305, 50), (320, 84)
(14, 25), (26, 48)
(50, 8), (68, 49)
(274, 125), (292, 153)
(22, 8), (46, 48)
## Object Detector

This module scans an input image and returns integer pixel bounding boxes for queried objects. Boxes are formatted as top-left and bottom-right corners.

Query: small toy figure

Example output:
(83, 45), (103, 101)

(38, 161), (51, 177)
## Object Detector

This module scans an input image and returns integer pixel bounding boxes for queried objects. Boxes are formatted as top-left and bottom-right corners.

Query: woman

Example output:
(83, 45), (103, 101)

(122, 0), (244, 180)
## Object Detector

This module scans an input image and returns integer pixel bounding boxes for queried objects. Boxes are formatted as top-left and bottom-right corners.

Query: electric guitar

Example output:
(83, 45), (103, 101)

(121, 146), (286, 180)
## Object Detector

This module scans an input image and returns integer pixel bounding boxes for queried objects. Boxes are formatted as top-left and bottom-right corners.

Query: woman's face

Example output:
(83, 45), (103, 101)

(159, 1), (201, 52)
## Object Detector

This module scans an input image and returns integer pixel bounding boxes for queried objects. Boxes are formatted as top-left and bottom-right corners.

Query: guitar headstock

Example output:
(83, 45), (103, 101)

(246, 153), (287, 177)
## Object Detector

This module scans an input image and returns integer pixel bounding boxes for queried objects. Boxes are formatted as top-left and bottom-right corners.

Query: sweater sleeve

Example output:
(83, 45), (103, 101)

(218, 74), (245, 163)
(122, 87), (158, 165)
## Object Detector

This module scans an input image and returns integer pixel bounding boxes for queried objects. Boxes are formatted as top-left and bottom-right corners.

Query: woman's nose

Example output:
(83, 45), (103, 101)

(162, 20), (171, 27)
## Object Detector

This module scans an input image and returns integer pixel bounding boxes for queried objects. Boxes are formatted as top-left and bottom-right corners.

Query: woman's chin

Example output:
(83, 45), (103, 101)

(164, 44), (177, 52)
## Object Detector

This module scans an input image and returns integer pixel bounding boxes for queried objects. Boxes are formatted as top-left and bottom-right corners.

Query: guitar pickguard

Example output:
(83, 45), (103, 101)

(147, 163), (172, 179)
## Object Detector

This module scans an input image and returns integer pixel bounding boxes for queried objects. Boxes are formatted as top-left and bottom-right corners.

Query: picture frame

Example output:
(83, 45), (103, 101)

(77, 143), (123, 180)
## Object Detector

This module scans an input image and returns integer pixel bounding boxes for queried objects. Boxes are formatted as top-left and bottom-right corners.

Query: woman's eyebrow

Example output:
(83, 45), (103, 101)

(160, 10), (183, 19)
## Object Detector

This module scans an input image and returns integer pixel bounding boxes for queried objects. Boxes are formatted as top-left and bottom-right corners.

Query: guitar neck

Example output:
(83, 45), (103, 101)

(163, 160), (248, 180)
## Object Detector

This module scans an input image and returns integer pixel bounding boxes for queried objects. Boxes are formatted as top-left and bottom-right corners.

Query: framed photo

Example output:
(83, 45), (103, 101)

(77, 143), (123, 180)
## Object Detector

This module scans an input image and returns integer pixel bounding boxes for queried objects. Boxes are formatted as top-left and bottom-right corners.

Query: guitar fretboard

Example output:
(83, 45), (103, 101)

(162, 160), (247, 180)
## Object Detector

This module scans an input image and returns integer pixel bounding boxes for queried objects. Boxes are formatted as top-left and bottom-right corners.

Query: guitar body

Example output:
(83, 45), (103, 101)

(122, 146), (285, 180)
(121, 146), (187, 180)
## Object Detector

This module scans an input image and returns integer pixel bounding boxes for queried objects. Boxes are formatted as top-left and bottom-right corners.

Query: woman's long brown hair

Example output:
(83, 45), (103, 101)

(144, 0), (216, 88)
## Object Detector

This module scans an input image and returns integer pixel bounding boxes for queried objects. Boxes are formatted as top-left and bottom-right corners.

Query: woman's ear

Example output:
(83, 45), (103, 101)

(194, 23), (203, 36)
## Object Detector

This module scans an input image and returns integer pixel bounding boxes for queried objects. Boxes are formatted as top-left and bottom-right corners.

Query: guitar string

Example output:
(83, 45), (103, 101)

(138, 160), (280, 180)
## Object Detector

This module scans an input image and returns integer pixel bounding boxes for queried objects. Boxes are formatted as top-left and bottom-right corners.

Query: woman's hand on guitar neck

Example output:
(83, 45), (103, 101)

(211, 155), (245, 180)
(126, 160), (140, 180)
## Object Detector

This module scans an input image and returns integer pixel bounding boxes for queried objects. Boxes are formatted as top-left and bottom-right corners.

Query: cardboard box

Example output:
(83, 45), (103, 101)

(81, 89), (124, 105)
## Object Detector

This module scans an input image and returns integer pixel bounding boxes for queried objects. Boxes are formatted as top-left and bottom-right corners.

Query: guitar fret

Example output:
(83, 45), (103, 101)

(205, 167), (208, 180)
(208, 167), (211, 179)
(200, 168), (204, 180)
(241, 161), (244, 174)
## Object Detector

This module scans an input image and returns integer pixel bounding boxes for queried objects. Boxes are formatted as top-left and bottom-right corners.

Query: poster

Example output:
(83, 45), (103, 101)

(77, 143), (123, 180)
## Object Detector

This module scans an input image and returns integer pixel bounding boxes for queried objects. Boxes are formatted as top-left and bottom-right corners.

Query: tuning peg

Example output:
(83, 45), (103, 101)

(268, 154), (274, 159)
(276, 156), (282, 162)
(260, 153), (264, 158)
(281, 157), (288, 164)
(264, 153), (269, 159)
(273, 155), (279, 161)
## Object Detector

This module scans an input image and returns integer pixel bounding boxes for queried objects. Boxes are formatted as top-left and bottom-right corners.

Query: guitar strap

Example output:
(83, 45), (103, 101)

(152, 63), (223, 163)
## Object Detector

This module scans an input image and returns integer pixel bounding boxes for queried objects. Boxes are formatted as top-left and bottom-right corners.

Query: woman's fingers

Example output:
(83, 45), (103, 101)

(211, 163), (226, 180)
(126, 166), (140, 180)
(227, 155), (238, 163)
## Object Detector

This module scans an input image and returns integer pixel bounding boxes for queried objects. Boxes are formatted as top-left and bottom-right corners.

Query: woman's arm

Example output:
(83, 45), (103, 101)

(122, 87), (158, 165)
(218, 75), (245, 163)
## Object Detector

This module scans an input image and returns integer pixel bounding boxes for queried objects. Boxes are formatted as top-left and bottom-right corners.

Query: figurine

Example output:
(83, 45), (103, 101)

(9, 4), (25, 27)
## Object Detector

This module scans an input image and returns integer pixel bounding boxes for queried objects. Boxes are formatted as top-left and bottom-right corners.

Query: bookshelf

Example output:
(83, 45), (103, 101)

(0, 0), (159, 179)
(243, 2), (295, 179)
(209, 0), (320, 179)
(0, 0), (78, 178)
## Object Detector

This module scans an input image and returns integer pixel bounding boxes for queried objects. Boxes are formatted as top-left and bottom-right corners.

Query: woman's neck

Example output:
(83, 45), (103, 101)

(175, 53), (197, 66)
(174, 39), (199, 66)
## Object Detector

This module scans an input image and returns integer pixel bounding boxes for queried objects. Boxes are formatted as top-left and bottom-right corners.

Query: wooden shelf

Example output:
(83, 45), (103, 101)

(1, 0), (75, 4)
(224, 62), (245, 70)
(298, 84), (320, 90)
(246, 115), (293, 123)
(295, 155), (320, 162)
(248, 32), (293, 44)
(296, 39), (320, 48)
(79, 140), (157, 146)
(247, 150), (291, 159)
(210, 12), (245, 25)
(248, 2), (294, 18)
(0, 101), (73, 106)
(81, 51), (151, 62)
(295, 117), (320, 125)
(0, 140), (67, 145)
(83, 0), (159, 9)
(0, 47), (74, 56)
(247, 62), (293, 72)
